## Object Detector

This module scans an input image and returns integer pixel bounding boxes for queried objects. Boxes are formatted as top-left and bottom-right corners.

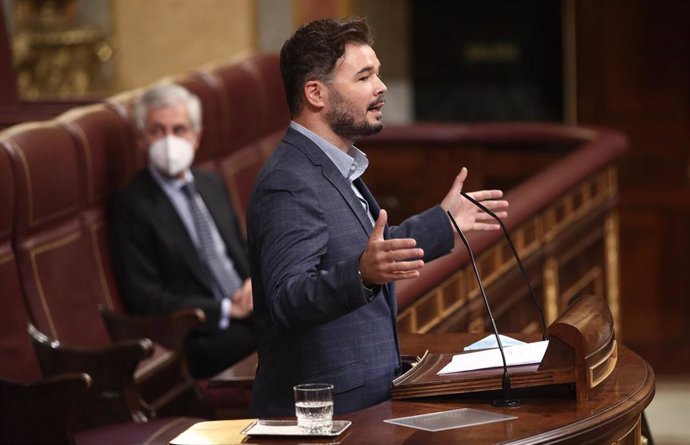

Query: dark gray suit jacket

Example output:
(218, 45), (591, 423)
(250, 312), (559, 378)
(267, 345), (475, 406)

(109, 168), (249, 333)
(247, 127), (454, 416)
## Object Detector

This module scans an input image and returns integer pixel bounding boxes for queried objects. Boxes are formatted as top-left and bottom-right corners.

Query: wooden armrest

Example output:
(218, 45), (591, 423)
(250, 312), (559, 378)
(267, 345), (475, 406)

(101, 307), (205, 354)
(28, 323), (152, 426)
(100, 309), (209, 416)
(0, 372), (90, 444)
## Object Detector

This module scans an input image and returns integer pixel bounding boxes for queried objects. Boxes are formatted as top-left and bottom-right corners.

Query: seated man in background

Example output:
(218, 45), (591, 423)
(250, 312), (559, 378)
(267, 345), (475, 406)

(109, 84), (255, 379)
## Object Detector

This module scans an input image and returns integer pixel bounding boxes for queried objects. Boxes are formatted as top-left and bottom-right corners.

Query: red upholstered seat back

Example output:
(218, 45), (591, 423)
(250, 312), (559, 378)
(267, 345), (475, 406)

(2, 122), (111, 347)
(104, 89), (147, 173)
(210, 58), (265, 155)
(251, 52), (290, 137)
(250, 53), (289, 189)
(208, 53), (290, 230)
(60, 104), (140, 204)
(174, 71), (225, 167)
(0, 147), (42, 382)
(58, 104), (141, 312)
(219, 145), (263, 235)
(57, 104), (194, 409)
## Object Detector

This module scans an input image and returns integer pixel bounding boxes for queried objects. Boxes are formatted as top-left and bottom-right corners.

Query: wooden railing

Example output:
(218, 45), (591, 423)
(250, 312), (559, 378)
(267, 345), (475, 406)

(359, 123), (628, 336)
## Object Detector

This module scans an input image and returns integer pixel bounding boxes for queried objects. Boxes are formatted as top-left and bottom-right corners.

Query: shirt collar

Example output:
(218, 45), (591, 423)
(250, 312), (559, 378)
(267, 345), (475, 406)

(148, 164), (194, 193)
(290, 121), (369, 182)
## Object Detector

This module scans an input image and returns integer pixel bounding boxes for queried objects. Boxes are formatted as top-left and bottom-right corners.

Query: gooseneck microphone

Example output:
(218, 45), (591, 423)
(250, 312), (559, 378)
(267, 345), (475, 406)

(447, 210), (521, 408)
(461, 191), (547, 341)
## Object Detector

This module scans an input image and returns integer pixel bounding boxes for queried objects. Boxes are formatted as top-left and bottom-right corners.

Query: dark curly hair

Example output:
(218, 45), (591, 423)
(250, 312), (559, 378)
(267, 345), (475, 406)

(280, 17), (374, 117)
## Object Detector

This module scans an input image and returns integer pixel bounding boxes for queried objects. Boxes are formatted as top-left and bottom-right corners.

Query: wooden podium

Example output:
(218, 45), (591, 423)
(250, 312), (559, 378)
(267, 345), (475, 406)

(198, 305), (654, 444)
(392, 294), (618, 402)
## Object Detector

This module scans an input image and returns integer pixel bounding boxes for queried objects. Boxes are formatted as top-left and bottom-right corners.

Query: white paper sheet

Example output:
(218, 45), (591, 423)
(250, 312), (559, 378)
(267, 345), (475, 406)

(438, 340), (549, 375)
(463, 334), (526, 351)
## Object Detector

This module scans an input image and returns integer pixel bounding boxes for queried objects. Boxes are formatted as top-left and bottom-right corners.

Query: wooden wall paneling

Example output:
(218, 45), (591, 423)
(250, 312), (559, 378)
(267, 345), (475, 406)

(575, 0), (690, 372)
(618, 191), (690, 372)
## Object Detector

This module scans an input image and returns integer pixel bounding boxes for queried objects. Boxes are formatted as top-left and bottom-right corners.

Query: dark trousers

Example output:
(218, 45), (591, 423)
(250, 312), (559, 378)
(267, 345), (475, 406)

(185, 317), (256, 379)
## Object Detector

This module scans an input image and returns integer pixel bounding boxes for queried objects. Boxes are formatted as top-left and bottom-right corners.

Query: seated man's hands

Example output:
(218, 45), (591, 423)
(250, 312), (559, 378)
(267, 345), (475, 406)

(229, 279), (253, 319)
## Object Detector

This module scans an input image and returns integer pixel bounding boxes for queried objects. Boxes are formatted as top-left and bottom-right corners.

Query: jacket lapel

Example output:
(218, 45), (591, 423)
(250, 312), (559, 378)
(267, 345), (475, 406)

(284, 128), (374, 236)
(144, 172), (215, 294)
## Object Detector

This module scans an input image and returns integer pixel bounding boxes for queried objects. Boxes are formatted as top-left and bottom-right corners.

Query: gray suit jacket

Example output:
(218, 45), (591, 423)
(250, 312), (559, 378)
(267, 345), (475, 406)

(247, 127), (453, 416)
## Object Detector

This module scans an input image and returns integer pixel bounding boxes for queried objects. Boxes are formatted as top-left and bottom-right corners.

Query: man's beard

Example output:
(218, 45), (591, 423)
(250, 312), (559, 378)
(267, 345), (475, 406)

(326, 86), (384, 143)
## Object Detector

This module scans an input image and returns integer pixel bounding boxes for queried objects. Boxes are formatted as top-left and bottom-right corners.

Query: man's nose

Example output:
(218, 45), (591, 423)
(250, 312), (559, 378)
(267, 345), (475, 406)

(376, 76), (387, 94)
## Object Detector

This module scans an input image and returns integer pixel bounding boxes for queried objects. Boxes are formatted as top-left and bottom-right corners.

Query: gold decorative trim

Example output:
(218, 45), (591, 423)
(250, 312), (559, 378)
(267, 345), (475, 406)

(468, 317), (485, 333)
(605, 211), (621, 335)
(522, 320), (541, 335)
(142, 417), (194, 445)
(63, 120), (95, 202)
(10, 140), (79, 228)
(89, 221), (115, 310)
(29, 231), (82, 339)
(9, 140), (34, 225)
(589, 340), (618, 388)
(440, 272), (467, 318)
(0, 250), (14, 265)
(543, 257), (560, 325)
(404, 272), (468, 333)
(560, 267), (603, 305)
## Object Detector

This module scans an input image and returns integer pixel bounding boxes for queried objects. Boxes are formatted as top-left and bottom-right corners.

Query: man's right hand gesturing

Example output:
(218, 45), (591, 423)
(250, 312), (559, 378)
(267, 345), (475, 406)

(358, 209), (425, 286)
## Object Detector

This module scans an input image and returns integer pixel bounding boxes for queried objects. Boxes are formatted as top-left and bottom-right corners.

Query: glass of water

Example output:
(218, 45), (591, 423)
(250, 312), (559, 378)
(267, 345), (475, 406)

(293, 383), (334, 434)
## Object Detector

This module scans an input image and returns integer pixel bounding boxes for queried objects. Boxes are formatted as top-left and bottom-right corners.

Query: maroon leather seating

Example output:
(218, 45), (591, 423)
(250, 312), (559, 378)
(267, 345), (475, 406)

(4, 121), (109, 346)
(0, 146), (41, 383)
(58, 104), (140, 312)
(209, 57), (266, 155)
(0, 132), (202, 445)
(208, 53), (289, 230)
(174, 70), (226, 166)
(2, 121), (156, 425)
(251, 52), (291, 140)
(57, 104), (205, 416)
(0, 53), (293, 440)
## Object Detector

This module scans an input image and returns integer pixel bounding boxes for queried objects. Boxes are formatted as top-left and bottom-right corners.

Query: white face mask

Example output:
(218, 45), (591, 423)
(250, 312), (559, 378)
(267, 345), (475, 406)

(148, 135), (195, 177)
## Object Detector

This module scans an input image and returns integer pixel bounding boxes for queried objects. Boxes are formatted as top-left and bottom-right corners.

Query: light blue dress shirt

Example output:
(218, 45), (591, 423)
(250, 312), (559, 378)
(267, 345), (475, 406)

(290, 121), (375, 226)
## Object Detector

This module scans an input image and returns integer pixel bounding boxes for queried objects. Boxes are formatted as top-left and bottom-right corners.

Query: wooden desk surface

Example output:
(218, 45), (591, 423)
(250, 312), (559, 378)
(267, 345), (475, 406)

(204, 333), (654, 444)
(209, 351), (257, 388)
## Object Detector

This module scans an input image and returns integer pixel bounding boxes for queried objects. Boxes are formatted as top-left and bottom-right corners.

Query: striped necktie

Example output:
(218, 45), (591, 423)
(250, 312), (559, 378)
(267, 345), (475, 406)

(182, 182), (243, 300)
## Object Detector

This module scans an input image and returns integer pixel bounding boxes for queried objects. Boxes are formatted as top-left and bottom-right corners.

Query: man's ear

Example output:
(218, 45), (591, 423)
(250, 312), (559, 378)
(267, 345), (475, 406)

(136, 134), (149, 153)
(192, 129), (202, 152)
(303, 80), (326, 110)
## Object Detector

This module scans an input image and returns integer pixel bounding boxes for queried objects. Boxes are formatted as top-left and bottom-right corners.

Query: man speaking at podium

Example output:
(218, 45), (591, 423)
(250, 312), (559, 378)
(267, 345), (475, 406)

(247, 16), (508, 417)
